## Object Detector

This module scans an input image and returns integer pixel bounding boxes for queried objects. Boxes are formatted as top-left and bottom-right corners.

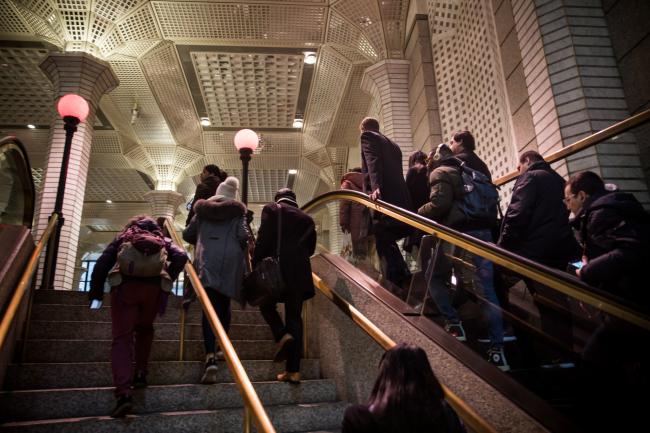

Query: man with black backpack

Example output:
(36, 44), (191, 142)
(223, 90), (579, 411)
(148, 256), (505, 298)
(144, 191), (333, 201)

(90, 215), (187, 418)
(418, 143), (509, 370)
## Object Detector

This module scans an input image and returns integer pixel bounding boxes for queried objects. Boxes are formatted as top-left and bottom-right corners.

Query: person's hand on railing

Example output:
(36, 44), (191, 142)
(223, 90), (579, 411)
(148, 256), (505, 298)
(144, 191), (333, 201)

(369, 187), (381, 201)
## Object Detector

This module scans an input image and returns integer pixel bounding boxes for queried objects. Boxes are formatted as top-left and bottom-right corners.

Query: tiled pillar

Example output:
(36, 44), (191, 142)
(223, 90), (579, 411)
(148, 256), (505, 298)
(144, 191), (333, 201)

(514, 0), (648, 204)
(144, 190), (184, 221)
(35, 53), (118, 290)
(361, 60), (414, 173)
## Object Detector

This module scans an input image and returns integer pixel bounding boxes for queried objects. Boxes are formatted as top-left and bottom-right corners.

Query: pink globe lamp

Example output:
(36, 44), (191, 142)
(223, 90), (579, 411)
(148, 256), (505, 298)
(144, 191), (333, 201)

(233, 129), (259, 205)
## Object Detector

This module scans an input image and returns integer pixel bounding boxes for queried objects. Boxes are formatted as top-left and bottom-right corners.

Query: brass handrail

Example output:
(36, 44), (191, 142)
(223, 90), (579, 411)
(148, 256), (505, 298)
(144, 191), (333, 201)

(0, 214), (58, 350)
(494, 108), (650, 186)
(312, 273), (498, 433)
(163, 218), (276, 433)
(302, 191), (650, 331)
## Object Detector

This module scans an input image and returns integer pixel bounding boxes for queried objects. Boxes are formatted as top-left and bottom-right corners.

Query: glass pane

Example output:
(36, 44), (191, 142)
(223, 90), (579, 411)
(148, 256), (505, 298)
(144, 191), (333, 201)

(0, 147), (29, 226)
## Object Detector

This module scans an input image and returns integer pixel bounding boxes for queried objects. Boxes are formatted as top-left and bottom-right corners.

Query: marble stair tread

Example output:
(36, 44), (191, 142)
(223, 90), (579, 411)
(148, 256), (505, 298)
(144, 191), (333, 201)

(27, 320), (272, 341)
(22, 339), (277, 363)
(30, 304), (265, 325)
(4, 360), (322, 390)
(0, 401), (348, 433)
(0, 380), (338, 421)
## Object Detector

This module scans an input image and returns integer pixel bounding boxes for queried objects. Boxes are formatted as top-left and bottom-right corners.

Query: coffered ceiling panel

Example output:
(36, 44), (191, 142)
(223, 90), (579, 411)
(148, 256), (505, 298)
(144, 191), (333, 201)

(193, 52), (303, 129)
(85, 167), (151, 201)
(329, 64), (371, 147)
(331, 0), (386, 59)
(326, 11), (378, 63)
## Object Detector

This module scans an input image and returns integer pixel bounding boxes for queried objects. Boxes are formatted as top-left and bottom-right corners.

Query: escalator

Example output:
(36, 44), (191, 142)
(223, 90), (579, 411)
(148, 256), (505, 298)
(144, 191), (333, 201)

(303, 189), (649, 433)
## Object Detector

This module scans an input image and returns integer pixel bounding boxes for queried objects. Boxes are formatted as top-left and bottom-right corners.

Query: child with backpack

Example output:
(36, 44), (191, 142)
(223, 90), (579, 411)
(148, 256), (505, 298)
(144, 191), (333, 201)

(89, 215), (187, 418)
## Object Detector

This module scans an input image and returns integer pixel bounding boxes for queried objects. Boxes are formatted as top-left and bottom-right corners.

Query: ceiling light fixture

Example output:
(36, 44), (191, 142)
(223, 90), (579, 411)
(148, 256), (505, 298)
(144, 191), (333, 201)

(106, 199), (112, 204)
(304, 52), (317, 65)
(27, 124), (36, 129)
(200, 117), (211, 126)
(292, 118), (304, 128)
(288, 169), (298, 175)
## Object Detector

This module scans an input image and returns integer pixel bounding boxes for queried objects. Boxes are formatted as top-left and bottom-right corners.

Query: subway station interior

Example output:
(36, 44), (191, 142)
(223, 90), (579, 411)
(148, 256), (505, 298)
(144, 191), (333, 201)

(1, 0), (649, 432)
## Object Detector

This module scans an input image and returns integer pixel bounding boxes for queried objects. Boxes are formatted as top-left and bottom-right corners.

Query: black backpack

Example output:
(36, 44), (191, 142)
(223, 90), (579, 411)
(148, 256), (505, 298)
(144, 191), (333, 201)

(457, 162), (499, 224)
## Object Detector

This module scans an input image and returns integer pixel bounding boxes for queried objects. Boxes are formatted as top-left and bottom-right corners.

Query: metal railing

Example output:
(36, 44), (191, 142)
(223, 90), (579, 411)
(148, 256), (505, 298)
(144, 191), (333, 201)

(311, 273), (498, 433)
(302, 191), (650, 331)
(163, 218), (276, 433)
(0, 214), (58, 351)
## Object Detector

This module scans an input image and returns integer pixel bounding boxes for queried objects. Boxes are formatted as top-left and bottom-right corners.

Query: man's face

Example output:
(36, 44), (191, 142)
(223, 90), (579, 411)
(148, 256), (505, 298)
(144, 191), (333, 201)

(564, 184), (586, 215)
(449, 137), (462, 155)
(517, 158), (531, 175)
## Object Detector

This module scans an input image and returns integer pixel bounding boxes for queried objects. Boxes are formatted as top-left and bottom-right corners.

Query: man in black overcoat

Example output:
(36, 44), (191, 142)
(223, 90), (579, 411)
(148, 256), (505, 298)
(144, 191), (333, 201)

(252, 188), (316, 384)
(359, 117), (412, 293)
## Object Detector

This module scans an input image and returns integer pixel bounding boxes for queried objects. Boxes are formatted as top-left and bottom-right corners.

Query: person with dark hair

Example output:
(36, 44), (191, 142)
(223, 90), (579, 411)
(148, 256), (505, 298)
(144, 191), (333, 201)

(359, 117), (413, 294)
(497, 151), (579, 365)
(450, 130), (491, 180)
(564, 170), (650, 432)
(183, 177), (250, 384)
(340, 167), (372, 263)
(253, 188), (317, 384)
(186, 164), (227, 226)
(418, 144), (509, 370)
(90, 215), (187, 417)
(404, 150), (429, 255)
(341, 343), (465, 433)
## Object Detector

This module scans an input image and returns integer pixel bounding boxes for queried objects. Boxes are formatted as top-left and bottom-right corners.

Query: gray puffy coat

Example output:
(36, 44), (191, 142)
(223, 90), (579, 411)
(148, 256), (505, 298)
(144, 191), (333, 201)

(183, 197), (250, 303)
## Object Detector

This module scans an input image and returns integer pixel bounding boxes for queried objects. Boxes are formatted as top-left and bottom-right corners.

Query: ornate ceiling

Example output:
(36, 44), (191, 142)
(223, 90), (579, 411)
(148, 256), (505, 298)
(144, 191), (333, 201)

(0, 0), (410, 233)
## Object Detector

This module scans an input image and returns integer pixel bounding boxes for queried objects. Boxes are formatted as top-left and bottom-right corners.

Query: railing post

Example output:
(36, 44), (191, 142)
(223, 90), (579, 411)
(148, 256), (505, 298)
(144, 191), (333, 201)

(179, 307), (186, 361)
(243, 404), (252, 433)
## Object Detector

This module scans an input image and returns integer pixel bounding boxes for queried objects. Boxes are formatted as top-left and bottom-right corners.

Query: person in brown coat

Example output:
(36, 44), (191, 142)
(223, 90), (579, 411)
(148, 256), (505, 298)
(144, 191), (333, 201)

(339, 168), (371, 260)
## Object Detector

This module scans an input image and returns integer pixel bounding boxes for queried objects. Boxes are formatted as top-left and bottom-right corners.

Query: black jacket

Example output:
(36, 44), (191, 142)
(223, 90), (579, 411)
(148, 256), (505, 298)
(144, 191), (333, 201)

(252, 201), (317, 301)
(571, 191), (650, 308)
(498, 160), (579, 268)
(455, 150), (491, 181)
(360, 131), (412, 211)
(186, 174), (222, 226)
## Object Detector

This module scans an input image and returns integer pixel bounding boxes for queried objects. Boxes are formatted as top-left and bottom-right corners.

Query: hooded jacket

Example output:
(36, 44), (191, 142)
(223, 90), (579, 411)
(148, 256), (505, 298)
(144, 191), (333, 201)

(417, 157), (467, 230)
(183, 197), (250, 302)
(339, 171), (369, 242)
(571, 190), (650, 309)
(498, 160), (579, 268)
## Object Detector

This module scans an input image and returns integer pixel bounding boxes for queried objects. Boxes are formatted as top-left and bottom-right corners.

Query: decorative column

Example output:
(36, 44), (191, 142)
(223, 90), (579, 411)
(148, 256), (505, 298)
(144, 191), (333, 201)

(35, 53), (118, 290)
(144, 190), (184, 221)
(361, 60), (414, 173)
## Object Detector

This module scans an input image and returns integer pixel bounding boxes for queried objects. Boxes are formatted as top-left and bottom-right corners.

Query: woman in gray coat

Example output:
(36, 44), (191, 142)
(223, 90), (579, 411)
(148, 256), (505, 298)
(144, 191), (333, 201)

(183, 176), (250, 384)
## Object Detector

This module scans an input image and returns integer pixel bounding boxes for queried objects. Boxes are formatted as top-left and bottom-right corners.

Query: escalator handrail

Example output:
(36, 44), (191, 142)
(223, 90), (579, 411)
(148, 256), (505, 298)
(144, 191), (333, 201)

(0, 214), (58, 350)
(493, 108), (650, 186)
(0, 136), (36, 228)
(302, 190), (650, 331)
(311, 273), (499, 433)
(163, 218), (276, 433)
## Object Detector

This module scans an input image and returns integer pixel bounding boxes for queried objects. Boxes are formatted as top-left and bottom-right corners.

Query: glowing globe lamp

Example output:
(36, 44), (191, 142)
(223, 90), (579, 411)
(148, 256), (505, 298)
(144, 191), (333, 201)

(56, 94), (89, 123)
(234, 128), (259, 151)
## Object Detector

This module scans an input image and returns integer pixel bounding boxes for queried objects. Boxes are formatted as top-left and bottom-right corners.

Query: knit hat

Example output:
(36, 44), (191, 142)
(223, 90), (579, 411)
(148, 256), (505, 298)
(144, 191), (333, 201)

(215, 176), (239, 199)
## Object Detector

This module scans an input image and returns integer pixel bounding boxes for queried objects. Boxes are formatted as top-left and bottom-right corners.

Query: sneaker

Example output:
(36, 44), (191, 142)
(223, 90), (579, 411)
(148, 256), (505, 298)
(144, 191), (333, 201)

(487, 347), (510, 372)
(540, 360), (576, 369)
(200, 354), (218, 384)
(444, 322), (467, 342)
(215, 349), (225, 361)
(277, 371), (301, 384)
(110, 395), (133, 418)
(478, 333), (517, 344)
(133, 371), (147, 389)
(273, 333), (295, 363)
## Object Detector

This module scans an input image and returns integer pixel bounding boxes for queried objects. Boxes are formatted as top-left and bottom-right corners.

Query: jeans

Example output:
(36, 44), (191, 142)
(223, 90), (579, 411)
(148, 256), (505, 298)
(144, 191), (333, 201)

(426, 229), (504, 347)
(202, 288), (232, 354)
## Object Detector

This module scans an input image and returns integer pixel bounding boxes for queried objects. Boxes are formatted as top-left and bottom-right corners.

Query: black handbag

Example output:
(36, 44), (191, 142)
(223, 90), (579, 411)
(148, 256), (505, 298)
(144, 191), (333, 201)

(243, 204), (286, 306)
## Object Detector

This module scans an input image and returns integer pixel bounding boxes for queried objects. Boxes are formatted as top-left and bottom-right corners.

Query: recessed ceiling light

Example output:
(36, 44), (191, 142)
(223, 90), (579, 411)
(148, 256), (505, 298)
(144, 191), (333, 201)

(288, 169), (298, 175)
(292, 118), (304, 128)
(106, 199), (112, 204)
(27, 124), (36, 129)
(200, 117), (210, 126)
(304, 52), (317, 65)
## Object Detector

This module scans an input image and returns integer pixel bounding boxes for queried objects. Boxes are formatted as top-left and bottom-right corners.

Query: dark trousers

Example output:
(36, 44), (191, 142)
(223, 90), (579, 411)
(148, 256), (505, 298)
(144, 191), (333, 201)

(375, 226), (410, 289)
(110, 282), (162, 397)
(202, 288), (232, 354)
(259, 290), (303, 373)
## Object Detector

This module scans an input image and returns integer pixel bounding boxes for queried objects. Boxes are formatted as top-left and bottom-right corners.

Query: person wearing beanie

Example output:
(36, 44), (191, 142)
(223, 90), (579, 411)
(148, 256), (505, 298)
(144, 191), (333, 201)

(183, 176), (251, 384)
(252, 188), (316, 384)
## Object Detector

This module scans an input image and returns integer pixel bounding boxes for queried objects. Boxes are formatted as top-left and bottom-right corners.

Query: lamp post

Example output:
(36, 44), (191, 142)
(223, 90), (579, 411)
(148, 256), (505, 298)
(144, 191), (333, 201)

(41, 94), (89, 290)
(233, 129), (259, 206)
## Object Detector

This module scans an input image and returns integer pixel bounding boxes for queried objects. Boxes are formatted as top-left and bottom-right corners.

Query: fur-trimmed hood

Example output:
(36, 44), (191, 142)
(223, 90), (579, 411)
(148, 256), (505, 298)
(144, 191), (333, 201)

(194, 197), (246, 222)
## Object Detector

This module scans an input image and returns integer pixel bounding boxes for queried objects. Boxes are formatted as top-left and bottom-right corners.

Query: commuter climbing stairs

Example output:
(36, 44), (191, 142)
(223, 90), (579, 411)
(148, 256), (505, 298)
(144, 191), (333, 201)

(0, 290), (346, 432)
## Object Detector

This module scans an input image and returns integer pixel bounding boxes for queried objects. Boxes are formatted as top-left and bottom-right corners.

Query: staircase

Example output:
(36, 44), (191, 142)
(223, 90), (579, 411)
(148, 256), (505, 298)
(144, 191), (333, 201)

(0, 290), (346, 432)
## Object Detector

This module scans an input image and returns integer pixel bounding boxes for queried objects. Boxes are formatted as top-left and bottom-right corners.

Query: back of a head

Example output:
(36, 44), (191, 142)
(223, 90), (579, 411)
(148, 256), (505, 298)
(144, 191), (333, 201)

(203, 164), (221, 178)
(432, 143), (454, 164)
(567, 171), (606, 196)
(519, 150), (544, 164)
(360, 117), (380, 132)
(453, 130), (475, 151)
(368, 343), (445, 432)
(350, 167), (363, 173)
(409, 151), (427, 168)
(274, 187), (298, 206)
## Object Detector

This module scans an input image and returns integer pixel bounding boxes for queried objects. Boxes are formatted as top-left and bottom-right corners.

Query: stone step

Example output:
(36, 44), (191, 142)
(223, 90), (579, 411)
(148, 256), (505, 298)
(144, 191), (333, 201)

(4, 360), (322, 390)
(0, 401), (348, 432)
(30, 304), (265, 325)
(27, 320), (272, 341)
(22, 339), (277, 363)
(0, 379), (338, 421)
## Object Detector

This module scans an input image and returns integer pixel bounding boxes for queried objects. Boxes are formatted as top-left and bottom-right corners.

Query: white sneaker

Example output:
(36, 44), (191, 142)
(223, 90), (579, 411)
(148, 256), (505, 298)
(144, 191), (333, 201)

(200, 354), (218, 384)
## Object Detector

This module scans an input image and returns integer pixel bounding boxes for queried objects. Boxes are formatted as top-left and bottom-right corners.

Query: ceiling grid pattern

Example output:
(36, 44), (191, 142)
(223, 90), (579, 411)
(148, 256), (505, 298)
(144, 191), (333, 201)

(331, 0), (386, 59)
